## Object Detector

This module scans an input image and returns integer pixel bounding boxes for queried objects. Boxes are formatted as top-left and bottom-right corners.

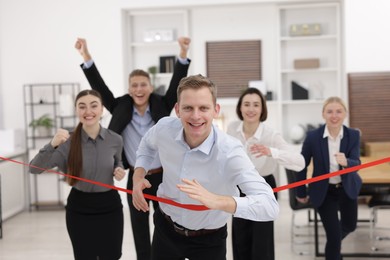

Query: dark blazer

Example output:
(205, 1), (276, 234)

(296, 125), (362, 208)
(80, 60), (190, 168)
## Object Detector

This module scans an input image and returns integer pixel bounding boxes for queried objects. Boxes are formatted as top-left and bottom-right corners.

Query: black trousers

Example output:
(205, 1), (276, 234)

(317, 184), (358, 260)
(127, 170), (163, 260)
(151, 206), (227, 260)
(232, 174), (277, 260)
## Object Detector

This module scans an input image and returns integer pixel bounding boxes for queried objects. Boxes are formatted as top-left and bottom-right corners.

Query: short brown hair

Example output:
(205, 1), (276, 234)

(177, 74), (217, 105)
(129, 69), (151, 82)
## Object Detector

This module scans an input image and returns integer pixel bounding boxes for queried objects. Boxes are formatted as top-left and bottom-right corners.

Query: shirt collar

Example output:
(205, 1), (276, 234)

(323, 125), (344, 139)
(81, 125), (106, 142)
(236, 121), (263, 140)
(176, 125), (215, 155)
(133, 105), (151, 116)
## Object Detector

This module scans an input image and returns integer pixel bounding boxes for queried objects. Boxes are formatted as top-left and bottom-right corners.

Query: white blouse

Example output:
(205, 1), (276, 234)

(227, 121), (305, 177)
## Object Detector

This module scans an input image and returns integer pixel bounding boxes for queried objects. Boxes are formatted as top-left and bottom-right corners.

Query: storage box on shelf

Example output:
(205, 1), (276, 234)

(23, 83), (80, 210)
(277, 2), (343, 143)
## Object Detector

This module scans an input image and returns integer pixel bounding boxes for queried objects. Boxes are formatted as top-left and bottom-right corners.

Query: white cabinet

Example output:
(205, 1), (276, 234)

(125, 9), (189, 90)
(0, 152), (27, 221)
(276, 3), (343, 142)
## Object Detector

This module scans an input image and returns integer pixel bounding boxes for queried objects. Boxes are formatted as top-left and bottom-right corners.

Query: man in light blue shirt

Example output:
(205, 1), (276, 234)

(133, 74), (279, 260)
(75, 37), (191, 260)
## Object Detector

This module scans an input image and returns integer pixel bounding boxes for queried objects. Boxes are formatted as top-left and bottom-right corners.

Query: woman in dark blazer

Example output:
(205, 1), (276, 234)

(75, 37), (191, 260)
(296, 96), (362, 260)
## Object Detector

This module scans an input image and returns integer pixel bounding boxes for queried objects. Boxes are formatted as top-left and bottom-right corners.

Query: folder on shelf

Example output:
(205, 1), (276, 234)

(291, 81), (308, 100)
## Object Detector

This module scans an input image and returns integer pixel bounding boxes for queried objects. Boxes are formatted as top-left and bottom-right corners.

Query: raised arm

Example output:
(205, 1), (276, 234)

(162, 37), (191, 111)
(75, 38), (92, 63)
(75, 38), (118, 112)
(29, 129), (69, 174)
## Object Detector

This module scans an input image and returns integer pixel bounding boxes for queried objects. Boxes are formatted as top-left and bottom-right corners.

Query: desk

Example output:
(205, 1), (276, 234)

(314, 156), (390, 258)
(359, 157), (390, 184)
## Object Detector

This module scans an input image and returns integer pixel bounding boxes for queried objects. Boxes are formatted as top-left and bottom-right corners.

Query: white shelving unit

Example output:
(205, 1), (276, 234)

(23, 83), (80, 210)
(124, 9), (190, 91)
(123, 3), (343, 144)
(276, 2), (343, 143)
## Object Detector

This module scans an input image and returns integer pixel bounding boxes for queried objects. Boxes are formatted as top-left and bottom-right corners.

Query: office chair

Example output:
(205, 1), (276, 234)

(359, 184), (390, 197)
(368, 194), (390, 251)
(285, 168), (315, 255)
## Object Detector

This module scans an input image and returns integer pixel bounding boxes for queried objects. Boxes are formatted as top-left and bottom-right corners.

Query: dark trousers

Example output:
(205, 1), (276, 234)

(232, 218), (274, 260)
(151, 207), (227, 260)
(232, 174), (277, 260)
(317, 185), (358, 260)
(127, 170), (163, 260)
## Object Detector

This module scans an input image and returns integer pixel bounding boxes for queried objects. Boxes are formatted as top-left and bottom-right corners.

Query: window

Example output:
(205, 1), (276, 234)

(206, 40), (262, 98)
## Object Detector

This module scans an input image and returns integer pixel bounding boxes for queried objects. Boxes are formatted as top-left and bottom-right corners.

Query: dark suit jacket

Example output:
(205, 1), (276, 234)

(80, 60), (190, 168)
(296, 125), (362, 208)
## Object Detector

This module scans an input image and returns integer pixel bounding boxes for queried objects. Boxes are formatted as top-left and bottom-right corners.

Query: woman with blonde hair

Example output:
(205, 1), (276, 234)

(296, 96), (362, 260)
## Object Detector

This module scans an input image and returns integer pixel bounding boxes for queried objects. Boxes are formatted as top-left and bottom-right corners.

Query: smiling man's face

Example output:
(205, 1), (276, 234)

(175, 86), (220, 149)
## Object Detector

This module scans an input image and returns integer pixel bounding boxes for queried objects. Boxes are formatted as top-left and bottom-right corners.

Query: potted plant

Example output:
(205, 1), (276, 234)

(148, 65), (157, 87)
(29, 114), (54, 137)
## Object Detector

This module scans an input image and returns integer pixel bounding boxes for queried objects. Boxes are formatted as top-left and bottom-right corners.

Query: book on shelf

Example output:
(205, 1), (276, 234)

(159, 56), (176, 73)
(291, 81), (309, 100)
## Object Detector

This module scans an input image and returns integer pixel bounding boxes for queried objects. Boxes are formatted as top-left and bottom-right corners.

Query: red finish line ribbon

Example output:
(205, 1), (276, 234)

(273, 156), (390, 193)
(1, 156), (390, 211)
(0, 156), (208, 211)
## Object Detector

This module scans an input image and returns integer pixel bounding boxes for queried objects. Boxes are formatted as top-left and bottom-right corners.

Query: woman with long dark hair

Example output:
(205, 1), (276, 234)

(29, 89), (126, 260)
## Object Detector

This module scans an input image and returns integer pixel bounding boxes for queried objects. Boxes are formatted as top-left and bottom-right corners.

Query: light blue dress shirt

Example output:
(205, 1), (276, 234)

(135, 117), (279, 230)
(122, 106), (161, 168)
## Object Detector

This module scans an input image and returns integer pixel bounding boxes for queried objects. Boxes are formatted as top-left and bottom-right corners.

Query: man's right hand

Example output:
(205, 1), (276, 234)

(178, 37), (191, 59)
(132, 167), (152, 212)
(75, 38), (92, 62)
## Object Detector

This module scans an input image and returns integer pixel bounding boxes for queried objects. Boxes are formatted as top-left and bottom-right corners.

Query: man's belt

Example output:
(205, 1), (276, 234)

(159, 206), (222, 237)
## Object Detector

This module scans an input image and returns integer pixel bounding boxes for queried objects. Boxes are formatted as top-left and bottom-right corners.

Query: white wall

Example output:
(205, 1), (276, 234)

(344, 0), (390, 72)
(0, 0), (124, 131)
(1, 0), (389, 131)
(0, 0), (3, 129)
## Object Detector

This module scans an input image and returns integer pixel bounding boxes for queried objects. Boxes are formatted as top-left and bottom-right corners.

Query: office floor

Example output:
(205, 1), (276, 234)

(0, 195), (389, 260)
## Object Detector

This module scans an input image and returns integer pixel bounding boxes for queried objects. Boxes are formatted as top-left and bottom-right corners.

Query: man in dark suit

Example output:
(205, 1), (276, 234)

(75, 37), (191, 260)
(295, 97), (362, 260)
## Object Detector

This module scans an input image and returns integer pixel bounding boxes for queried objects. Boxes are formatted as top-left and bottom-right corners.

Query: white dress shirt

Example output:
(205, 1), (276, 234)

(323, 125), (343, 184)
(227, 121), (305, 176)
(135, 117), (279, 230)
